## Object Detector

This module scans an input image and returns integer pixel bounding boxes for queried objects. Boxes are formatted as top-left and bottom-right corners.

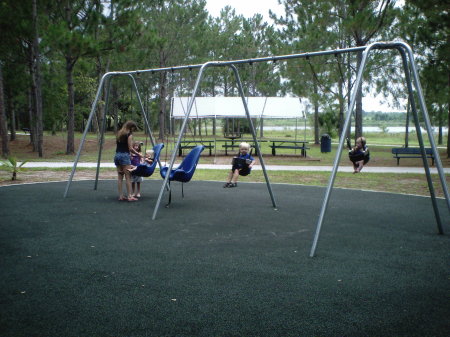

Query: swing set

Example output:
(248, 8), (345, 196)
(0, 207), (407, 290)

(63, 41), (449, 257)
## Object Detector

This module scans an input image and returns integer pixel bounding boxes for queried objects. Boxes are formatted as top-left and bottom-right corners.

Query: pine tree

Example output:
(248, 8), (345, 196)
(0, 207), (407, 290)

(45, 0), (104, 154)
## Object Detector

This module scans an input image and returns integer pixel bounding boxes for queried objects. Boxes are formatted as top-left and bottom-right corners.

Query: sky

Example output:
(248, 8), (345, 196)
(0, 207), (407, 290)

(204, 0), (404, 112)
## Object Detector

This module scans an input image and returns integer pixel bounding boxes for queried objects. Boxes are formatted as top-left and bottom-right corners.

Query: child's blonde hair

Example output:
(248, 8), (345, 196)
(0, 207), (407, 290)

(357, 137), (366, 147)
(146, 149), (155, 158)
(239, 142), (250, 151)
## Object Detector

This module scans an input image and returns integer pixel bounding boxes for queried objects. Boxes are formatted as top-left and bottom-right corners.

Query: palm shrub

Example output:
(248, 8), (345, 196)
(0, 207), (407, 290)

(318, 110), (338, 138)
(0, 157), (28, 180)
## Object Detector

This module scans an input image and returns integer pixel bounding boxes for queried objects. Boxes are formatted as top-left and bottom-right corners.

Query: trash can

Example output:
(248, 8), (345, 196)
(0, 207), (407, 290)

(320, 134), (331, 153)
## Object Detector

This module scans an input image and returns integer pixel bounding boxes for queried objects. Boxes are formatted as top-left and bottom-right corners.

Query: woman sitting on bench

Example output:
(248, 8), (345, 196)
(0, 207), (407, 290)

(348, 136), (370, 173)
(223, 142), (255, 188)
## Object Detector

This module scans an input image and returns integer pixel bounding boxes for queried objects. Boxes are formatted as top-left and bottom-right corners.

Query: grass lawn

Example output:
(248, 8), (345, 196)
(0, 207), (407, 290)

(1, 131), (449, 198)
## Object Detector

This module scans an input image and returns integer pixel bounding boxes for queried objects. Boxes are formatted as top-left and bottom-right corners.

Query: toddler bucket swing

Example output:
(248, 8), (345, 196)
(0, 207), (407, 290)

(160, 145), (204, 206)
(132, 143), (165, 177)
(232, 147), (254, 177)
(346, 137), (370, 166)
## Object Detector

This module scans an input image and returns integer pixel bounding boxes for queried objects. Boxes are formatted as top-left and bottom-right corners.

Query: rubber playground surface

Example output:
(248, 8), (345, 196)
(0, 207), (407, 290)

(0, 180), (449, 337)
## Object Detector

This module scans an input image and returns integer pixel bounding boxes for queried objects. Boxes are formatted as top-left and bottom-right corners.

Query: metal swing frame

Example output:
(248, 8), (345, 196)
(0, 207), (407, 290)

(63, 72), (158, 197)
(152, 63), (278, 219)
(309, 41), (449, 257)
(63, 41), (449, 257)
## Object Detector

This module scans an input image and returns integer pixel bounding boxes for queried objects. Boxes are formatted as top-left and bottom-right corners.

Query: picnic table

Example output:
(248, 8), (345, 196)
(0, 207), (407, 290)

(217, 138), (265, 156)
(178, 140), (214, 156)
(269, 140), (310, 156)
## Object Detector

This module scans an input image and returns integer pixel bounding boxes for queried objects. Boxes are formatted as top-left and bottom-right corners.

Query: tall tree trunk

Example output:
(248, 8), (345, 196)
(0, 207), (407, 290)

(405, 97), (410, 147)
(64, 0), (76, 154)
(6, 89), (16, 141)
(346, 46), (352, 140)
(211, 74), (216, 136)
(0, 64), (9, 158)
(260, 118), (264, 138)
(338, 78), (344, 138)
(158, 70), (167, 140)
(112, 83), (118, 133)
(224, 75), (228, 97)
(66, 59), (75, 154)
(32, 0), (43, 157)
(447, 70), (450, 158)
(447, 104), (450, 158)
(48, 64), (57, 135)
(96, 55), (111, 137)
(437, 106), (443, 145)
(29, 60), (37, 152)
(313, 81), (319, 144)
(92, 0), (104, 134)
(355, 51), (363, 139)
(9, 107), (16, 141)
(27, 89), (34, 145)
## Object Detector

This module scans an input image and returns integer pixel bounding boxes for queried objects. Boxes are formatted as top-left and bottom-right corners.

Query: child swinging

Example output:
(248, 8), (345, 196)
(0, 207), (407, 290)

(223, 142), (255, 188)
(348, 136), (370, 173)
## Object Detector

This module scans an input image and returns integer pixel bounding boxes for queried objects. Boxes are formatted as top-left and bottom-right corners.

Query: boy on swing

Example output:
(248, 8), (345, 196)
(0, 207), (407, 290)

(349, 136), (369, 173)
(223, 142), (255, 188)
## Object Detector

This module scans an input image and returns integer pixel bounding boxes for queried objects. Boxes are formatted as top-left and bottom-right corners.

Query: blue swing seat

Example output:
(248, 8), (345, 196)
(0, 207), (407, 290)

(132, 143), (164, 177)
(160, 145), (204, 182)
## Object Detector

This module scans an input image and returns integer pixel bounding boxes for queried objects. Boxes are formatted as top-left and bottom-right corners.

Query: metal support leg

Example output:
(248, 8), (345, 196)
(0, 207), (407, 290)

(94, 77), (111, 190)
(64, 74), (109, 198)
(398, 47), (444, 234)
(310, 43), (378, 257)
(152, 63), (212, 220)
(400, 43), (450, 215)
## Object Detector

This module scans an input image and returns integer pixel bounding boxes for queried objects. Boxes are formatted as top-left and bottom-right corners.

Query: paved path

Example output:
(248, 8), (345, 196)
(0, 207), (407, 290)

(21, 162), (450, 174)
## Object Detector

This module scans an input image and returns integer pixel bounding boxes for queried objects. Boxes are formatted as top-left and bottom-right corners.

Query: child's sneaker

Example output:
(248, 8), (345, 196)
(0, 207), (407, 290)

(223, 182), (231, 188)
(229, 183), (237, 188)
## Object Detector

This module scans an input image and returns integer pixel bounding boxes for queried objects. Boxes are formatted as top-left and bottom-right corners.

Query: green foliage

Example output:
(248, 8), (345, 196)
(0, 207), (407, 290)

(74, 73), (97, 131)
(0, 157), (28, 180)
(398, 1), (449, 126)
(318, 110), (338, 137)
(42, 61), (67, 132)
(0, 0), (448, 156)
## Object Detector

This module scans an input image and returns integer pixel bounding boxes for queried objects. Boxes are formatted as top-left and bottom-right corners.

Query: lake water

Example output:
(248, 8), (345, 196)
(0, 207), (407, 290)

(261, 126), (448, 134)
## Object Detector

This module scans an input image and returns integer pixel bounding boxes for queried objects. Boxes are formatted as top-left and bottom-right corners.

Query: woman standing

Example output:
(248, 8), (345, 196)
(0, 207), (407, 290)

(114, 121), (142, 201)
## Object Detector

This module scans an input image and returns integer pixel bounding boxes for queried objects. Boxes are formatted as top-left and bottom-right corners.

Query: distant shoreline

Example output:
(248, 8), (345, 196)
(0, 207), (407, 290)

(262, 126), (448, 133)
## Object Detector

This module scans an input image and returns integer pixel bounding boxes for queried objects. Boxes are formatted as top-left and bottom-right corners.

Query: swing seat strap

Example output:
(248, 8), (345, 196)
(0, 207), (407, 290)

(165, 181), (185, 207)
(165, 181), (172, 208)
